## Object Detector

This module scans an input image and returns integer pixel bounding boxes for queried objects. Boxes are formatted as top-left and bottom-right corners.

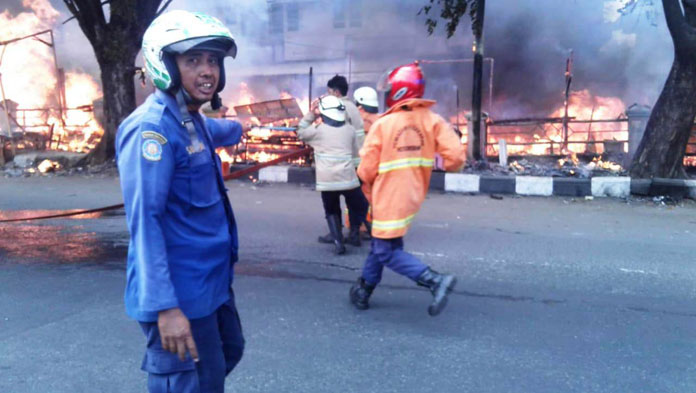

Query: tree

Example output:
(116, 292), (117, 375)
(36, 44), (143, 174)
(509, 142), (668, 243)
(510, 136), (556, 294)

(63, 0), (172, 166)
(630, 0), (696, 178)
(420, 0), (485, 161)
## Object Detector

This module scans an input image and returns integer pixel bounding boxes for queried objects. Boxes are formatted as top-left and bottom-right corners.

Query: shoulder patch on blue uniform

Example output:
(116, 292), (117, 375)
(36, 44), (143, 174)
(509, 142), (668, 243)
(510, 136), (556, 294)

(142, 139), (163, 161)
(141, 131), (167, 144)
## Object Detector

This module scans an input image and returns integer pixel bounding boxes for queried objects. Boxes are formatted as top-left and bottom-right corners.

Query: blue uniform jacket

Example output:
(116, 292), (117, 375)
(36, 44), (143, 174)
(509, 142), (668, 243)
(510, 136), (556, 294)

(116, 89), (242, 322)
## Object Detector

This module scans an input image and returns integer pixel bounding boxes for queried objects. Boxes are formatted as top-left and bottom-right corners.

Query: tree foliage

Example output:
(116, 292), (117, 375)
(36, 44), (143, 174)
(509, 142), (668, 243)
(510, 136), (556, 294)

(419, 0), (477, 38)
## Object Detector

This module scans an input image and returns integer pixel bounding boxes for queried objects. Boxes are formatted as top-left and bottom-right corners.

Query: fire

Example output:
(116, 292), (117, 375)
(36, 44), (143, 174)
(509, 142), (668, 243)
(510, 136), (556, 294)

(247, 127), (273, 139)
(51, 72), (103, 152)
(229, 82), (256, 111)
(37, 158), (60, 173)
(0, 1), (59, 109)
(0, 1), (103, 154)
(247, 151), (279, 163)
(589, 156), (623, 172)
(487, 90), (627, 157)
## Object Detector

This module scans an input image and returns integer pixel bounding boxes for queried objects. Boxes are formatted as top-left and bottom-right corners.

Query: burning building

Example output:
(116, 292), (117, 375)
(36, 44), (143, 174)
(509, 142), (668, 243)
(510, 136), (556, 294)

(0, 1), (103, 162)
(2, 0), (688, 172)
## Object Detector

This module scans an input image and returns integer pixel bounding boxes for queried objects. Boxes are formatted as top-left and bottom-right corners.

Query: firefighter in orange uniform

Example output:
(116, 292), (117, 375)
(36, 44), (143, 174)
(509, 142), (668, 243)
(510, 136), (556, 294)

(350, 62), (466, 316)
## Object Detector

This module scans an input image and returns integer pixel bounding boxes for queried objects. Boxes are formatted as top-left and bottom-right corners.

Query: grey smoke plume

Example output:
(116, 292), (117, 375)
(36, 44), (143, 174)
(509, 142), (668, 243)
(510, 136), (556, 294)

(22, 0), (673, 118)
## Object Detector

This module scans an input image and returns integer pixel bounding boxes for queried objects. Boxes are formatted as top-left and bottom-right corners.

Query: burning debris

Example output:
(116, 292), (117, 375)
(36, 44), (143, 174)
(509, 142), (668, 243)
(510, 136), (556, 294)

(36, 158), (61, 173)
(464, 153), (627, 178)
(217, 91), (311, 167)
(0, 1), (103, 161)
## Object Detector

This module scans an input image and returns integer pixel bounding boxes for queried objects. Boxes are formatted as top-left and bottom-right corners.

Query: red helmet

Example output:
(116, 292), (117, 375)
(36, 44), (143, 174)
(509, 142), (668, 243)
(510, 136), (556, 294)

(377, 62), (425, 108)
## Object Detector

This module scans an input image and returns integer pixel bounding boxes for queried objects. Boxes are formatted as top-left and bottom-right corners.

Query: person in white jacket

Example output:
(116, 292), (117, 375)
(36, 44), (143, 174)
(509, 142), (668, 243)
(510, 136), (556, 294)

(297, 95), (368, 255)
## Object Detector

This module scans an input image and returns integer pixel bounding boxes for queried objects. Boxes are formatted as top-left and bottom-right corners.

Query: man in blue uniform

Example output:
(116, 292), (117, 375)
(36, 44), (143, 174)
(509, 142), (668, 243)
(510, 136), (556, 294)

(116, 10), (244, 393)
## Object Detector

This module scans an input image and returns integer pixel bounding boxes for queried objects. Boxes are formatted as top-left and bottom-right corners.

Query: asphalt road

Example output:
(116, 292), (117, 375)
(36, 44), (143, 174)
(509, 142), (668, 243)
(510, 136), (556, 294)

(1, 176), (695, 393)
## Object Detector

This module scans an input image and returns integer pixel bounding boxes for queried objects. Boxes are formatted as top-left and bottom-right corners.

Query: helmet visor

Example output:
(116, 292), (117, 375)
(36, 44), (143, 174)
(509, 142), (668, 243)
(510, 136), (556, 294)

(165, 37), (237, 58)
(376, 69), (393, 93)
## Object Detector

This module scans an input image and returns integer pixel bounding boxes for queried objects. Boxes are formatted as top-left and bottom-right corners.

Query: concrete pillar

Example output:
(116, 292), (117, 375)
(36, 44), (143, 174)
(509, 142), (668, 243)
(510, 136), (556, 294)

(625, 103), (651, 166)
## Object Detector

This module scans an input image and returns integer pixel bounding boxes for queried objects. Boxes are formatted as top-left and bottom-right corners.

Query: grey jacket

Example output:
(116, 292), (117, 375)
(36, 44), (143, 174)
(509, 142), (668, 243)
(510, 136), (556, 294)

(297, 111), (361, 191)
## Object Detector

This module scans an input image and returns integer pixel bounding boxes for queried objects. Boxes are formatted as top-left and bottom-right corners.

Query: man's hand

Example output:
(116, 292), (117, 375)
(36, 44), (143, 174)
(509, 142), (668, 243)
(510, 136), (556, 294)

(158, 308), (199, 362)
(310, 95), (325, 117)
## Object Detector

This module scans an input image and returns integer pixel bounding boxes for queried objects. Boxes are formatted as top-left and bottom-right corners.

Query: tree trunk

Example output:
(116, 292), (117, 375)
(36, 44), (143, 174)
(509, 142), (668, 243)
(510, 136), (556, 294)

(64, 0), (169, 167)
(470, 0), (485, 161)
(80, 58), (137, 166)
(629, 0), (696, 178)
(630, 59), (696, 178)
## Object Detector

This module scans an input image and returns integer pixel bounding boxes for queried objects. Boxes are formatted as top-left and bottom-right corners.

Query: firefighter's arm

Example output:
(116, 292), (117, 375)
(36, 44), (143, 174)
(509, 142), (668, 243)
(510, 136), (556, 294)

(352, 124), (362, 162)
(349, 106), (366, 158)
(297, 111), (319, 142)
(298, 108), (317, 130)
(117, 123), (178, 314)
(434, 116), (466, 172)
(357, 122), (382, 186)
(205, 117), (243, 147)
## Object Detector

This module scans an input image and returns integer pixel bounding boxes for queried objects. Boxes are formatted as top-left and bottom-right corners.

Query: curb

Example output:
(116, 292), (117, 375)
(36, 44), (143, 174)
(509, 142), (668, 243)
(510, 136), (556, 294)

(229, 165), (695, 199)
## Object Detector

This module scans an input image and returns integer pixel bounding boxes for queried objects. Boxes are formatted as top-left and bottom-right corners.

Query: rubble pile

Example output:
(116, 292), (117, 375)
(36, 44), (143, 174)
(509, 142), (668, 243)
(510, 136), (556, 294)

(462, 154), (628, 178)
(2, 151), (117, 178)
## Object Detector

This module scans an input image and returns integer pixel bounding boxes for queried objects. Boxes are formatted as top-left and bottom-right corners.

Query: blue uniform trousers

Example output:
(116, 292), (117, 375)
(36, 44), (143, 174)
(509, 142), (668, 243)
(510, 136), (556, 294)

(361, 237), (429, 285)
(139, 292), (244, 393)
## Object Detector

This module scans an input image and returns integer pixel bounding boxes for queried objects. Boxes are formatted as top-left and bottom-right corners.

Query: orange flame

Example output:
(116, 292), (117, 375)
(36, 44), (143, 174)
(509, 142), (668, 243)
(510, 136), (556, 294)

(486, 90), (627, 157)
(0, 1), (103, 153)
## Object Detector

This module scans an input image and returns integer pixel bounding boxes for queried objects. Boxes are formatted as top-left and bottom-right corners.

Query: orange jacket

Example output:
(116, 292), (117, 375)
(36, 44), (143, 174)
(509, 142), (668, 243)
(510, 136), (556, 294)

(358, 107), (380, 135)
(357, 98), (465, 239)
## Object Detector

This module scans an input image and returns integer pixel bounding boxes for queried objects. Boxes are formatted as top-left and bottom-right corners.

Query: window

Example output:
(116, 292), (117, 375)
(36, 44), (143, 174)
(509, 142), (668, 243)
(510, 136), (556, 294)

(333, 0), (346, 28)
(269, 3), (284, 34)
(287, 3), (299, 31)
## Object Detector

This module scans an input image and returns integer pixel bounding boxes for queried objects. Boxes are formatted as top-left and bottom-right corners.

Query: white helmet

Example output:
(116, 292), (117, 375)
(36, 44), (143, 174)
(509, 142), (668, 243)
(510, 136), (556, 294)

(353, 86), (379, 109)
(142, 10), (237, 92)
(319, 95), (346, 123)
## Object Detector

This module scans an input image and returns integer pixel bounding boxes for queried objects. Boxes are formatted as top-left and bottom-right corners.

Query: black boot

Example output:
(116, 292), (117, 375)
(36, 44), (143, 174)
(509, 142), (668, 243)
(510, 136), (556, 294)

(326, 215), (346, 255)
(317, 232), (335, 244)
(346, 225), (361, 247)
(416, 268), (457, 316)
(349, 277), (375, 310)
(361, 221), (372, 241)
(318, 215), (341, 244)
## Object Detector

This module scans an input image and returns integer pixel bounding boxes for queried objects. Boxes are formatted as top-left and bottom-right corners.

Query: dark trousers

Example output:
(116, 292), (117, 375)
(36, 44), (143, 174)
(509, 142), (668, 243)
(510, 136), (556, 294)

(348, 187), (370, 229)
(139, 291), (245, 393)
(321, 187), (368, 228)
(361, 237), (429, 286)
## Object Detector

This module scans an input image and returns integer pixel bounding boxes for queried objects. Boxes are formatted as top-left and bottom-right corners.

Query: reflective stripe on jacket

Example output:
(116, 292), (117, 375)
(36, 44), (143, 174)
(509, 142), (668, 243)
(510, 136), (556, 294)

(297, 111), (360, 191)
(358, 98), (466, 239)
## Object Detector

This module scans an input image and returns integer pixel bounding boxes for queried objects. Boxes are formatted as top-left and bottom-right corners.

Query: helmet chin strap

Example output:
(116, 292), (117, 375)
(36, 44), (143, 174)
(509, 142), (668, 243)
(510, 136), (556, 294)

(179, 87), (222, 111)
(175, 88), (205, 154)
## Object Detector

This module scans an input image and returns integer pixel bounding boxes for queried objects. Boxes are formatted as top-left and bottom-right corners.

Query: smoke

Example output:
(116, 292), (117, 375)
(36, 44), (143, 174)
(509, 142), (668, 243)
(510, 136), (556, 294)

(480, 0), (671, 118)
(3, 0), (673, 119)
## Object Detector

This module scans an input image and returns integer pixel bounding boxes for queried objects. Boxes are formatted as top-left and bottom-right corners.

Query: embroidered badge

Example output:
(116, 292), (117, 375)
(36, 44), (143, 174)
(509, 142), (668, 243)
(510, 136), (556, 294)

(141, 131), (167, 144)
(142, 139), (163, 161)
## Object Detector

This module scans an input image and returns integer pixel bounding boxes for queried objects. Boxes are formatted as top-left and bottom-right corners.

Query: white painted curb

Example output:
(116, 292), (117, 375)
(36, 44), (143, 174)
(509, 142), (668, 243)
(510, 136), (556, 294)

(591, 176), (631, 197)
(259, 166), (289, 183)
(444, 174), (480, 193)
(516, 176), (553, 196)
